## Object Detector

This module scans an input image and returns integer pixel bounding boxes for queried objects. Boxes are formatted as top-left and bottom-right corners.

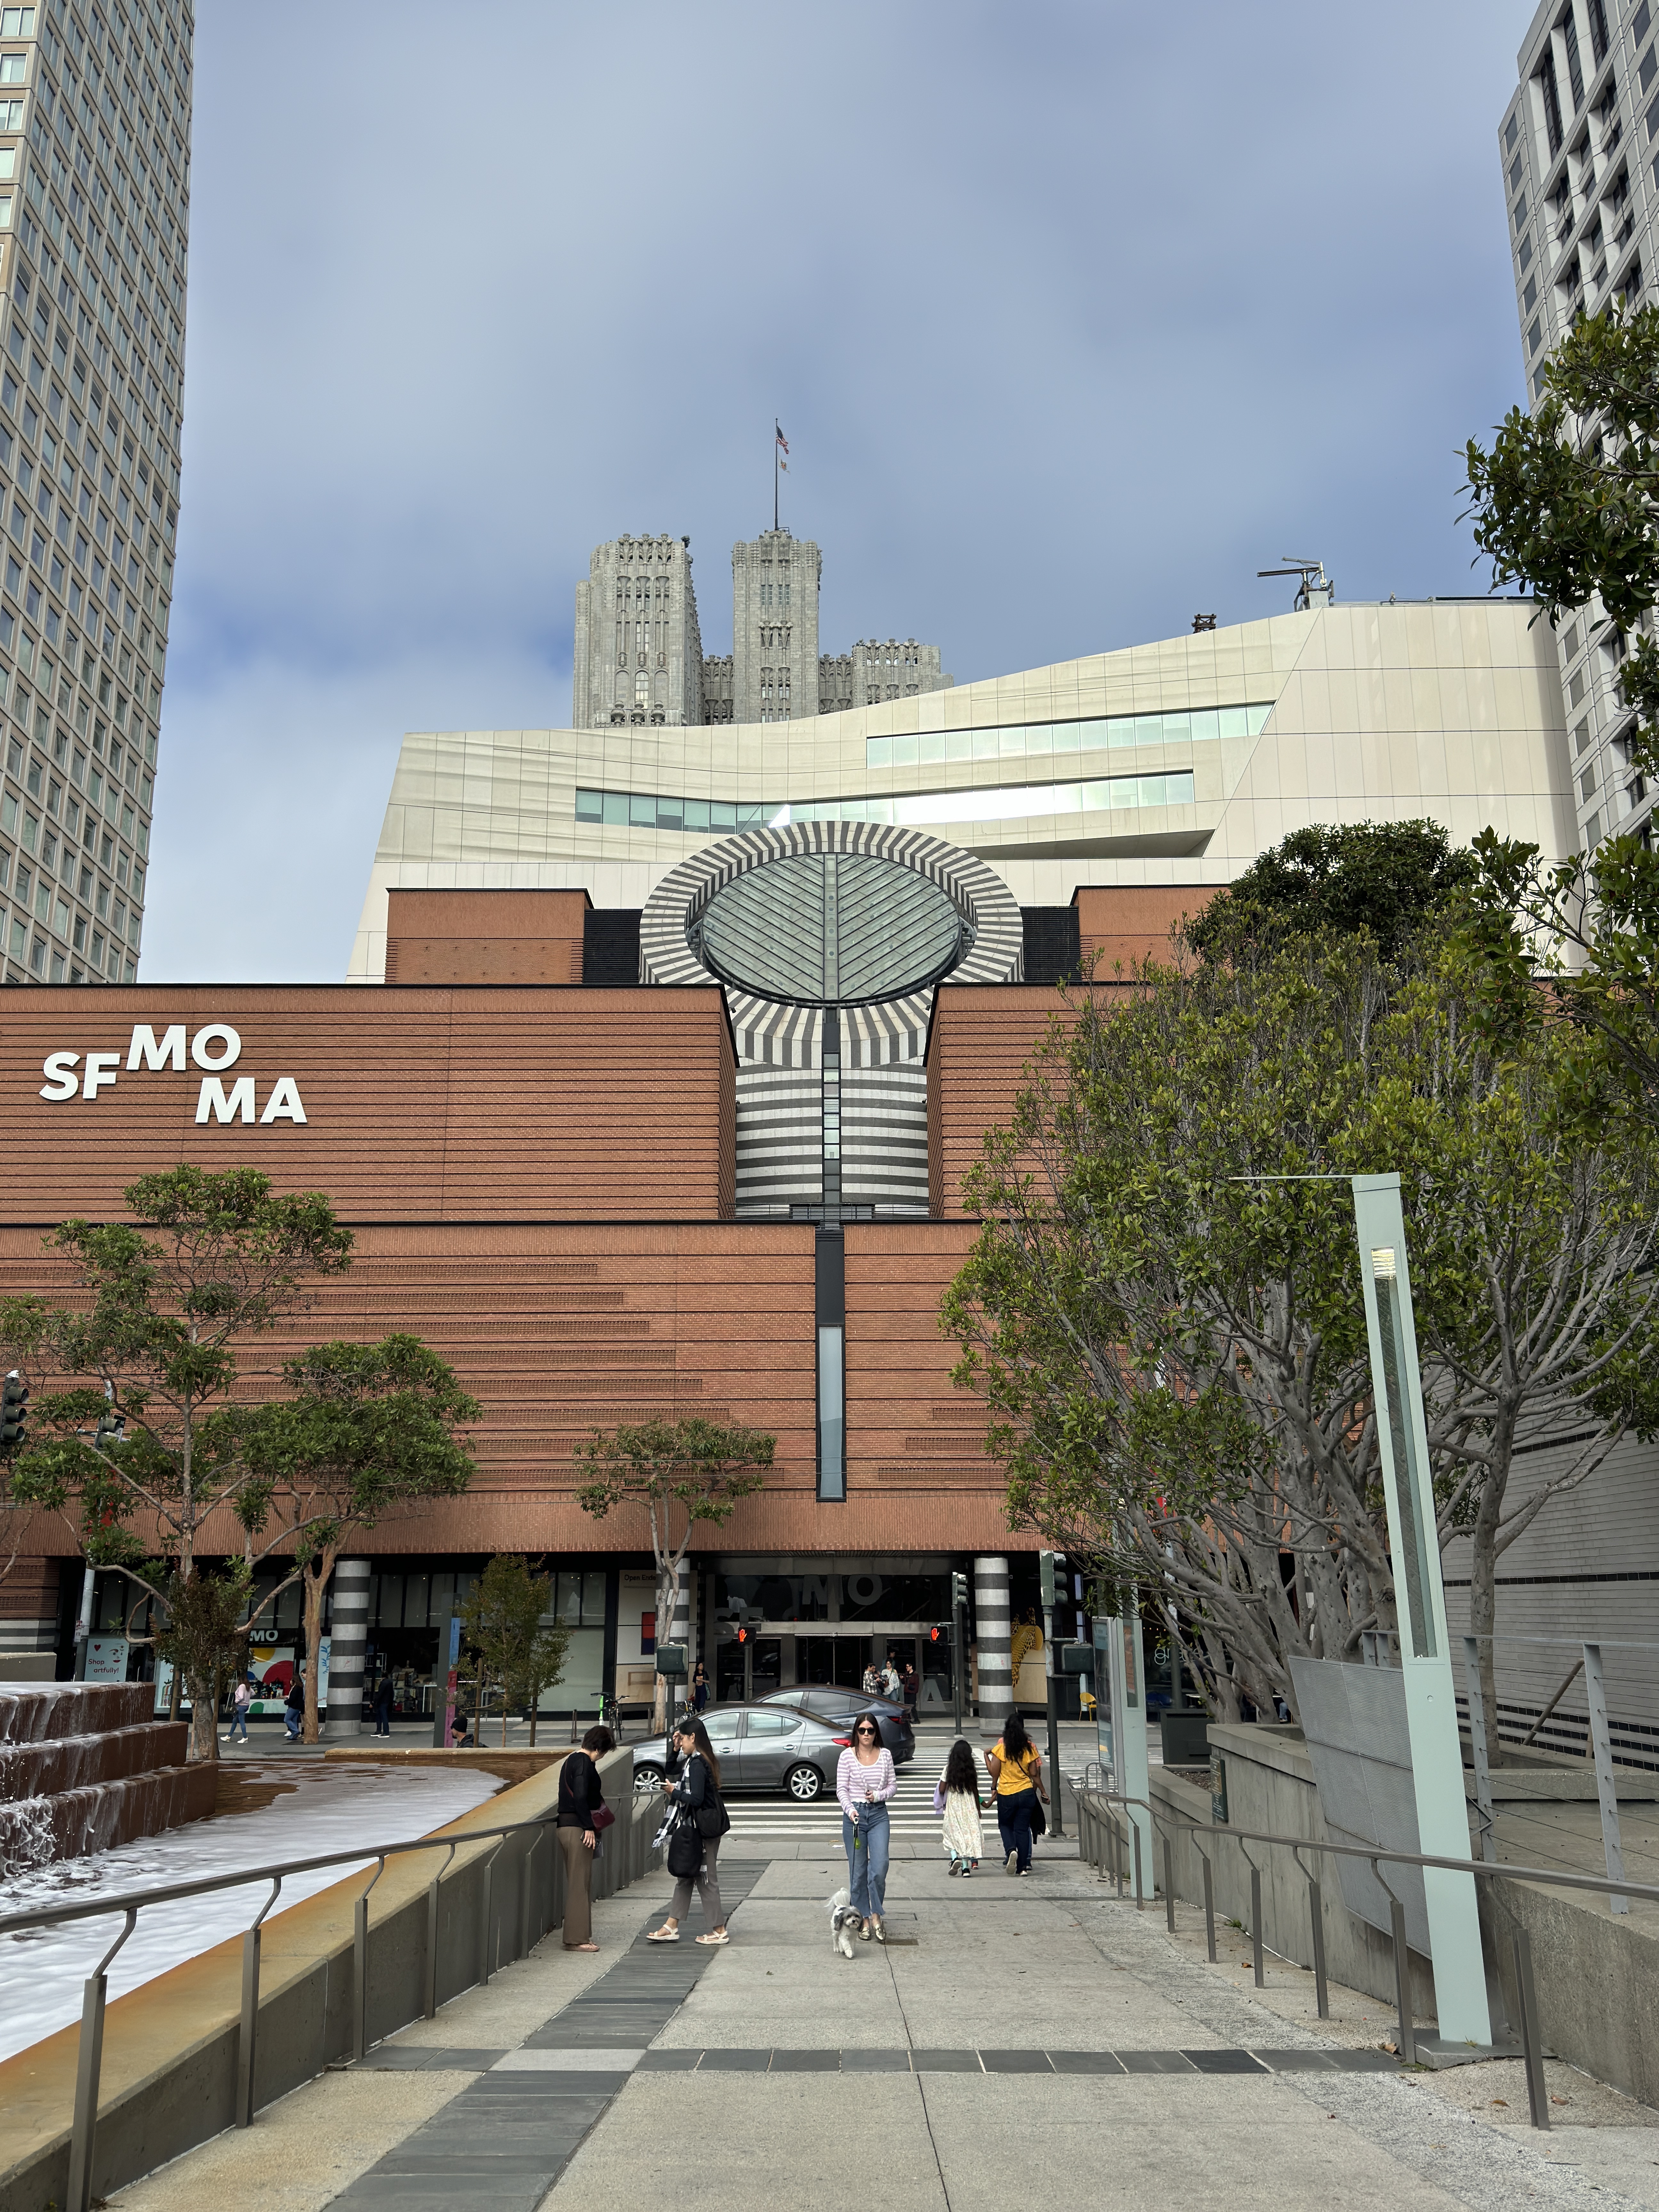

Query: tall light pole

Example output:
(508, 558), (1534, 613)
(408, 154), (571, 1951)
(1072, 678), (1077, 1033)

(1352, 1174), (1491, 2046)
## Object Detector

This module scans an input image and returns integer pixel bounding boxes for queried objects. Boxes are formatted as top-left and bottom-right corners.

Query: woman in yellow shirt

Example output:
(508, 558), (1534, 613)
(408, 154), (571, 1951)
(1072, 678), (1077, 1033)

(984, 1711), (1045, 1875)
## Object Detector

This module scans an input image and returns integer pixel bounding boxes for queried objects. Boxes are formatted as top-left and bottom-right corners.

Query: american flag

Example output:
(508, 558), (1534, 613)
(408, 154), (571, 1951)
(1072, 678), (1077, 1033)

(775, 421), (789, 471)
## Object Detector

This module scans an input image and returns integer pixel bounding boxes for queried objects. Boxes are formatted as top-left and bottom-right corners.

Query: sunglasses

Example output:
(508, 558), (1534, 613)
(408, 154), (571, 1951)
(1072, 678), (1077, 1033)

(856, 1725), (878, 1736)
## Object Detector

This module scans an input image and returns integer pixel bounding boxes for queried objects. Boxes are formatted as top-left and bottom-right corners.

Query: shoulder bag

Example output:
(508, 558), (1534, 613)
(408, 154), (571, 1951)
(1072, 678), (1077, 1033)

(666, 1811), (703, 1878)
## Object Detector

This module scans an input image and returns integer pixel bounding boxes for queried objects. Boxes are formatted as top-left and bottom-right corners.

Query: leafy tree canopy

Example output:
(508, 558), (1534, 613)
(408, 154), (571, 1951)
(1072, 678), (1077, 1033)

(1463, 299), (1659, 1122)
(1187, 821), (1478, 964)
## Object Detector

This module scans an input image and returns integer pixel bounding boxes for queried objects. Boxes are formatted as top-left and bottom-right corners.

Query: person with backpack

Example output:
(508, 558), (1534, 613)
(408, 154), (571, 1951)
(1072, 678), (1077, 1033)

(936, 1735), (983, 1875)
(284, 1670), (305, 1743)
(985, 1710), (1046, 1875)
(647, 1716), (731, 1946)
(557, 1723), (615, 1953)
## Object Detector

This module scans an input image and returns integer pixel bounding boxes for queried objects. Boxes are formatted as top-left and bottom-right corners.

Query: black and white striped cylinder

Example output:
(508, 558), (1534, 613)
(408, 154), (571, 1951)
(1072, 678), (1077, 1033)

(324, 1557), (372, 1739)
(639, 821), (1022, 1217)
(974, 1555), (1014, 1738)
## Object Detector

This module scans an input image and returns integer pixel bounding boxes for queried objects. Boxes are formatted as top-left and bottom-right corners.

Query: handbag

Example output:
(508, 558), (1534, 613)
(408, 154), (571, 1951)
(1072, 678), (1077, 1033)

(1031, 1793), (1047, 1839)
(932, 1782), (947, 1815)
(695, 1790), (728, 1839)
(666, 1814), (703, 1878)
(590, 1802), (617, 1835)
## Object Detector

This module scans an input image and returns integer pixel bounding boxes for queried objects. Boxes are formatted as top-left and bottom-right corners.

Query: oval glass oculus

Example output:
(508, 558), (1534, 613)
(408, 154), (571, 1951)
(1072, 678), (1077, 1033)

(690, 849), (974, 1006)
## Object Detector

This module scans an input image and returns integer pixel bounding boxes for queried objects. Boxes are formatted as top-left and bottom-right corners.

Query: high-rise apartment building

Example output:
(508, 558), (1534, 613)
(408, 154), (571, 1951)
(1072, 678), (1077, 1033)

(1503, 0), (1656, 854)
(572, 524), (951, 728)
(0, 0), (188, 988)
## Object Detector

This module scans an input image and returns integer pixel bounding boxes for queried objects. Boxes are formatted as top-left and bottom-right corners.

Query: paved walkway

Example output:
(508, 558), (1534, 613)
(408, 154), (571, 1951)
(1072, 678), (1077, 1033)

(107, 1811), (1659, 2212)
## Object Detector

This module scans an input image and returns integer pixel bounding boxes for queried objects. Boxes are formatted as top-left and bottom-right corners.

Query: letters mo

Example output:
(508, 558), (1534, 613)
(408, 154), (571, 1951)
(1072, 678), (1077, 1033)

(39, 1024), (309, 1126)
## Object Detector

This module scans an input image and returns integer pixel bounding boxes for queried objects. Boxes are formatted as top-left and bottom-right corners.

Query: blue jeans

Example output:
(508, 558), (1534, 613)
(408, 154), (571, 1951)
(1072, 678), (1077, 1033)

(843, 1803), (890, 1919)
(997, 1788), (1036, 1872)
(228, 1710), (247, 1741)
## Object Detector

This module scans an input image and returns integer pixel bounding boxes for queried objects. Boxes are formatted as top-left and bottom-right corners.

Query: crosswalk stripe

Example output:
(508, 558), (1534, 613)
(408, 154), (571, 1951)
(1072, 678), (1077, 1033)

(723, 1768), (967, 1837)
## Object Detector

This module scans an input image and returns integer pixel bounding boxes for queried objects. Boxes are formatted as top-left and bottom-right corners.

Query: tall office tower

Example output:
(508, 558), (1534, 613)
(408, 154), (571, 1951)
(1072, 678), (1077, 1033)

(571, 533), (705, 728)
(0, 0), (189, 987)
(730, 526), (820, 725)
(1503, 0), (1657, 855)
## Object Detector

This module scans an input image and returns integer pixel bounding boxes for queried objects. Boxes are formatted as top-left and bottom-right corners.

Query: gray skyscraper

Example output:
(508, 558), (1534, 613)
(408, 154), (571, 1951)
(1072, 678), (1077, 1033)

(730, 526), (820, 725)
(571, 524), (950, 728)
(570, 533), (705, 730)
(0, 0), (190, 986)
(1503, 0), (1656, 855)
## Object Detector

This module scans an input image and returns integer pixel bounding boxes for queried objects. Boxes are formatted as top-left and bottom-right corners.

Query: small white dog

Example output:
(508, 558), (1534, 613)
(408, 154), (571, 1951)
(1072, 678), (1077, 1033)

(826, 1885), (860, 1960)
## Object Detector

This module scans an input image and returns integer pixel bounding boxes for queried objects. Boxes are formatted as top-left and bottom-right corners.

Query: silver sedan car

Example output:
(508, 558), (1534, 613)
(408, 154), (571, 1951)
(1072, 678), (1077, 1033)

(630, 1701), (849, 1801)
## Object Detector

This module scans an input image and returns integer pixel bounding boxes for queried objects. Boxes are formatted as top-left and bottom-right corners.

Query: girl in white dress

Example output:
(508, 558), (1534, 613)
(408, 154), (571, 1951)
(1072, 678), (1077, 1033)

(937, 1735), (984, 1876)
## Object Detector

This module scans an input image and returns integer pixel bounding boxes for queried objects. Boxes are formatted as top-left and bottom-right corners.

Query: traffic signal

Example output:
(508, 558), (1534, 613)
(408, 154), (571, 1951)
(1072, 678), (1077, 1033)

(0, 1370), (27, 1448)
(950, 1570), (968, 1611)
(929, 1623), (944, 1643)
(1039, 1551), (1062, 1609)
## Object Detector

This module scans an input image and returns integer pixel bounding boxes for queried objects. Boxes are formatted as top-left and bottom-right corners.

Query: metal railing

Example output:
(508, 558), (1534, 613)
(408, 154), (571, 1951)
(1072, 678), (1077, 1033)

(1074, 1788), (1658, 2132)
(0, 1788), (662, 2212)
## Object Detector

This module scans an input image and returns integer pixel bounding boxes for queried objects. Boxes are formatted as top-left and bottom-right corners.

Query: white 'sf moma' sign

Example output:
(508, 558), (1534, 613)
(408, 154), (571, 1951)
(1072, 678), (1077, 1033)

(39, 1024), (309, 1126)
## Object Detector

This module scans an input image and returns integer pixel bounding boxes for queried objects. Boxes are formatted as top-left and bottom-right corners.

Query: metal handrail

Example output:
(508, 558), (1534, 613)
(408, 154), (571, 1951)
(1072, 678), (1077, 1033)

(8, 1786), (663, 2212)
(1077, 1787), (1656, 2135)
(1079, 1791), (1659, 1906)
(0, 1804), (582, 1939)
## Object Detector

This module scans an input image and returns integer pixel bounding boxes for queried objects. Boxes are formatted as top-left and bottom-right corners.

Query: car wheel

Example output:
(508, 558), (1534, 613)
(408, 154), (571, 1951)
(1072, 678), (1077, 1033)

(633, 1763), (664, 1795)
(787, 1763), (824, 1802)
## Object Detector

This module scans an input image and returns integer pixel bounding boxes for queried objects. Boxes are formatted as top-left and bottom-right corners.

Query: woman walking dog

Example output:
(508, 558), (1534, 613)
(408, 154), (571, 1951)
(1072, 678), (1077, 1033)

(838, 1711), (897, 1939)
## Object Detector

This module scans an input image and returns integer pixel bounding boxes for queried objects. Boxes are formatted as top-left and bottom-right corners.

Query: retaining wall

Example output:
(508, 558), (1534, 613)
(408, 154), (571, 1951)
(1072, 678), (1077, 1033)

(1115, 1723), (1659, 2108)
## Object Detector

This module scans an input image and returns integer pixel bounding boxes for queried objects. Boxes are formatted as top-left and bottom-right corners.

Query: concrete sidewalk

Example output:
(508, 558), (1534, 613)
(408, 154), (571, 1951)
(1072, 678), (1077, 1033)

(108, 1844), (1657, 2212)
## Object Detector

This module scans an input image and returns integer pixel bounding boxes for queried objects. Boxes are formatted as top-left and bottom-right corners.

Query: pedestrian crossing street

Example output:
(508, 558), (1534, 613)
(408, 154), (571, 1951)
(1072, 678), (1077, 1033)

(722, 1759), (970, 1843)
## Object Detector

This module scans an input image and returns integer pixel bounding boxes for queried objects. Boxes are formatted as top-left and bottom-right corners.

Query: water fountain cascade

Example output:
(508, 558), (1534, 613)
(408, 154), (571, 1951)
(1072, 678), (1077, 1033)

(0, 1684), (217, 1871)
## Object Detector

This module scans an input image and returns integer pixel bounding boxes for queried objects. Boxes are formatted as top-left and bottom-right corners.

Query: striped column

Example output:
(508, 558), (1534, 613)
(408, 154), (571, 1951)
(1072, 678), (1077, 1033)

(324, 1557), (371, 1740)
(974, 1556), (1013, 1738)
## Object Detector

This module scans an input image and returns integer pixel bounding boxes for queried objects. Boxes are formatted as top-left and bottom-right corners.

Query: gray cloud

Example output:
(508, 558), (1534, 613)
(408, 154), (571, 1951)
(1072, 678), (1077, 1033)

(143, 0), (1528, 981)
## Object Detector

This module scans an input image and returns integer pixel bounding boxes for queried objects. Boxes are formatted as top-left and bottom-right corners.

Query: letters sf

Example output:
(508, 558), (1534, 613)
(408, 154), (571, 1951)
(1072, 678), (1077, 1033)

(38, 1024), (308, 1126)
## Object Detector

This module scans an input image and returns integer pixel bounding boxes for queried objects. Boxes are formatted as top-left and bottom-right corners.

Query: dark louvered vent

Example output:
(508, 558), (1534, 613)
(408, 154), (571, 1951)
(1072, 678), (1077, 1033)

(583, 909), (643, 985)
(1021, 907), (1080, 987)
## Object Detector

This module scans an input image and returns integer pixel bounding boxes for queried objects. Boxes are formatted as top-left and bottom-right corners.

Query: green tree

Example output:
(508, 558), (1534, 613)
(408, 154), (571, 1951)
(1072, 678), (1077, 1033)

(1187, 821), (1479, 964)
(153, 1561), (254, 1740)
(1463, 299), (1659, 1121)
(228, 1336), (480, 1744)
(944, 921), (1659, 1737)
(459, 1554), (571, 1748)
(0, 1166), (353, 1756)
(574, 1417), (775, 1728)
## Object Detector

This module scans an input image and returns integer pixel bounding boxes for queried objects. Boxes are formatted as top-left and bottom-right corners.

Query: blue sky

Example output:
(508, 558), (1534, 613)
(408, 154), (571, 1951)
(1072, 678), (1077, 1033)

(142, 2), (1532, 981)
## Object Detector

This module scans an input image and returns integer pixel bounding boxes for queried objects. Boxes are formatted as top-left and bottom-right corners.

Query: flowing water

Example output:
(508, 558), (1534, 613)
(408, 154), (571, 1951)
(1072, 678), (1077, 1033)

(0, 1758), (498, 2063)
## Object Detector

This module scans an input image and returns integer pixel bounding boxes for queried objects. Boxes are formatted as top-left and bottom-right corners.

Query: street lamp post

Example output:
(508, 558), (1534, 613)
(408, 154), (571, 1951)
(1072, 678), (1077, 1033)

(1351, 1173), (1491, 2046)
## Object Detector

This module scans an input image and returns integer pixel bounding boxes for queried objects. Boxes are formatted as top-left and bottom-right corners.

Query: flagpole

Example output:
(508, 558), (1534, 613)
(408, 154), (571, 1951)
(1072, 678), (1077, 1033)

(774, 422), (779, 533)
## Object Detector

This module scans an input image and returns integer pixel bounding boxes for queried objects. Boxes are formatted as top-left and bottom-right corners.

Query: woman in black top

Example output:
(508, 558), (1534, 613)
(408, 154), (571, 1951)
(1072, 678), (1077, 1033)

(557, 1724), (614, 1952)
(647, 1718), (731, 1946)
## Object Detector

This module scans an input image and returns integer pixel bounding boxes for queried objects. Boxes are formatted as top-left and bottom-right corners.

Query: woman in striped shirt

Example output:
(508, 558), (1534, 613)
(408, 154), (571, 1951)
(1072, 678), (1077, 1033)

(837, 1714), (898, 1940)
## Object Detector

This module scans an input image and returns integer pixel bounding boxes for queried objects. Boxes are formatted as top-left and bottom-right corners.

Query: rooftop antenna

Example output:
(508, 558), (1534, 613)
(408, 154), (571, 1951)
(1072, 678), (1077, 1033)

(1257, 557), (1333, 611)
